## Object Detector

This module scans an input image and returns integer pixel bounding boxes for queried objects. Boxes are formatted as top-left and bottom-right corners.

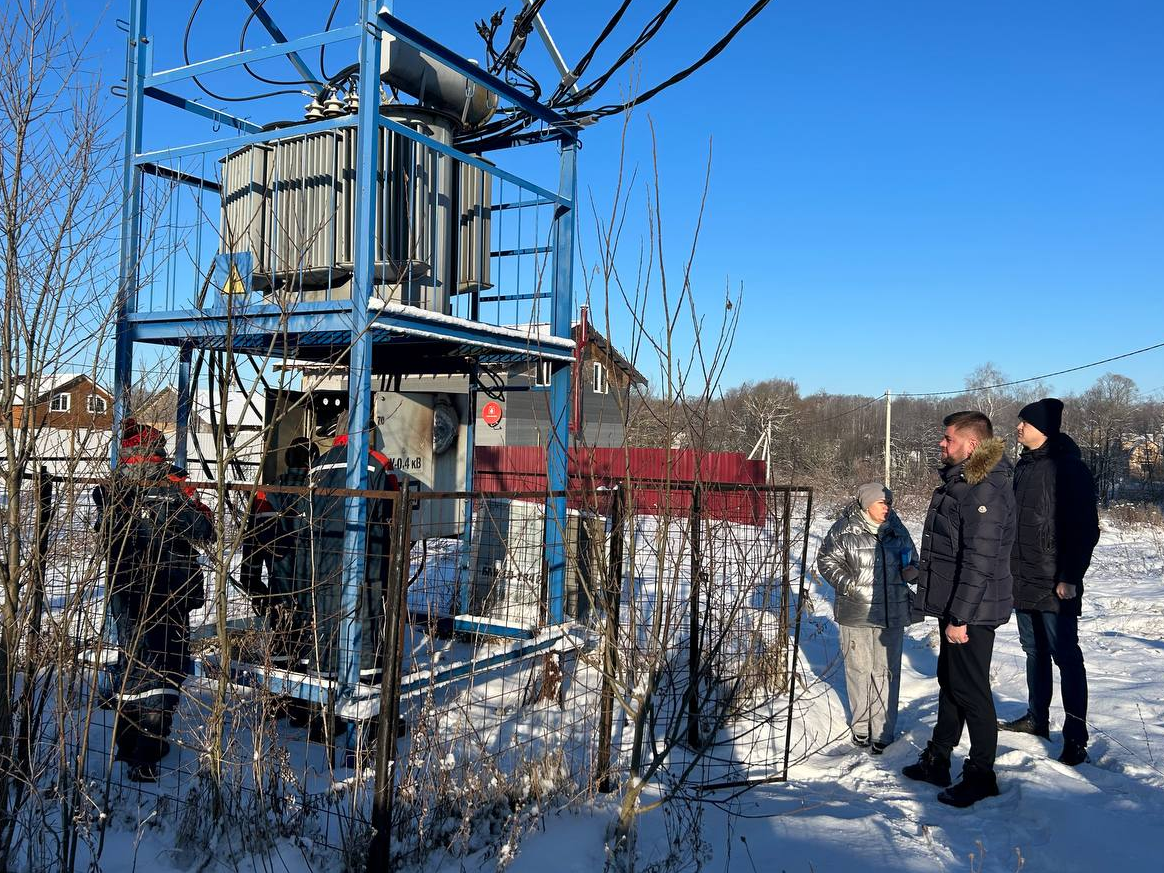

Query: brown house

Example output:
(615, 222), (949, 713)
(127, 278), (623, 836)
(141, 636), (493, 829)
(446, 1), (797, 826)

(1125, 433), (1162, 480)
(11, 374), (114, 430)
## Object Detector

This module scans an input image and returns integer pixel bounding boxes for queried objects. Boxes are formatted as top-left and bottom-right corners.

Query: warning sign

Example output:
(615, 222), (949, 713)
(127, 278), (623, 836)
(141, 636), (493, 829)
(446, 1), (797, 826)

(213, 252), (253, 300)
(225, 264), (246, 295)
(482, 401), (503, 427)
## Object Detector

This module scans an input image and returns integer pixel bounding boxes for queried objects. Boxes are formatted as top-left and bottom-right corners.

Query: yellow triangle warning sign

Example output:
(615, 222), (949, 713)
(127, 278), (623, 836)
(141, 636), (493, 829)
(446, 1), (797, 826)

(224, 263), (246, 295)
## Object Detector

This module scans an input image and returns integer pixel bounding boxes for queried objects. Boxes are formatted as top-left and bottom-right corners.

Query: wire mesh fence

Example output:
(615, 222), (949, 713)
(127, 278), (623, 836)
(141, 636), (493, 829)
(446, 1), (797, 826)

(5, 468), (812, 867)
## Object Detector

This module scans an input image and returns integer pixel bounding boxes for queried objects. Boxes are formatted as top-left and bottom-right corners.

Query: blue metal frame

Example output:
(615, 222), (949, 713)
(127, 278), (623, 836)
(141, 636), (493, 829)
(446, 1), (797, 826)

(143, 86), (262, 134)
(134, 113), (358, 166)
(111, 0), (148, 460)
(543, 141), (577, 625)
(175, 343), (192, 467)
(114, 0), (580, 739)
(148, 24), (362, 87)
(336, 0), (383, 708)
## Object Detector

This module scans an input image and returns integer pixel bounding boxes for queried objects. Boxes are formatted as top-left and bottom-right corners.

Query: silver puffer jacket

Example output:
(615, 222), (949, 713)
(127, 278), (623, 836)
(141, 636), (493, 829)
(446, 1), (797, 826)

(816, 502), (919, 628)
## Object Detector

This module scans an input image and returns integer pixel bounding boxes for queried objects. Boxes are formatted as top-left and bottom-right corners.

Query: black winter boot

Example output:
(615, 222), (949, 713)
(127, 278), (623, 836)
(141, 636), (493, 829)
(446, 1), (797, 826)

(998, 712), (1050, 739)
(902, 746), (951, 787)
(1057, 741), (1089, 766)
(937, 760), (999, 808)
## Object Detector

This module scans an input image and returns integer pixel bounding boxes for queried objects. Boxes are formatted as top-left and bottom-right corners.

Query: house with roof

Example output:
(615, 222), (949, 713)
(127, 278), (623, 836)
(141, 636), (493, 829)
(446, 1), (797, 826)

(10, 373), (114, 430)
(476, 313), (648, 449)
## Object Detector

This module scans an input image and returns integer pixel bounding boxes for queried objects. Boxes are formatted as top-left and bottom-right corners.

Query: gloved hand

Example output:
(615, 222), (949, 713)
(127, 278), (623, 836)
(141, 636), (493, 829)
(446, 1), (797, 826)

(900, 565), (919, 583)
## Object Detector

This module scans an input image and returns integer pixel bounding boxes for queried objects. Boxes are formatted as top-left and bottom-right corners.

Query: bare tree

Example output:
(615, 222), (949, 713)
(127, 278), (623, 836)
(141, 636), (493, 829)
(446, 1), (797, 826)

(1073, 373), (1138, 505)
(0, 2), (118, 868)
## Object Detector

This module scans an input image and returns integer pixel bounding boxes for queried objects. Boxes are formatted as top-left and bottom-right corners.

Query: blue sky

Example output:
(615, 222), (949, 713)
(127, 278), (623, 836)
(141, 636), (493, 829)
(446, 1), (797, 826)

(79, 1), (1164, 399)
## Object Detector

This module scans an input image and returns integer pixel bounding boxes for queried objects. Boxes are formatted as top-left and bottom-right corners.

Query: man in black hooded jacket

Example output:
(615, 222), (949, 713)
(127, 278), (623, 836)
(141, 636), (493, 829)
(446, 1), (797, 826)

(903, 410), (1016, 807)
(999, 398), (1099, 766)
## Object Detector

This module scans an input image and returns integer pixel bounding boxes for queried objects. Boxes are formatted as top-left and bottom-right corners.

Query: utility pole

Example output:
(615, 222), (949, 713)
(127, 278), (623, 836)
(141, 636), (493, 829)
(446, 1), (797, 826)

(884, 390), (892, 488)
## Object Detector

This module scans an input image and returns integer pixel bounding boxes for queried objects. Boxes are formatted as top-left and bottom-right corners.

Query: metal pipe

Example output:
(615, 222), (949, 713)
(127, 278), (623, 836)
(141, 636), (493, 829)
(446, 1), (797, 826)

(596, 484), (625, 793)
(112, 0), (149, 464)
(175, 343), (193, 467)
(542, 139), (577, 626)
(337, 0), (383, 718)
(687, 483), (703, 749)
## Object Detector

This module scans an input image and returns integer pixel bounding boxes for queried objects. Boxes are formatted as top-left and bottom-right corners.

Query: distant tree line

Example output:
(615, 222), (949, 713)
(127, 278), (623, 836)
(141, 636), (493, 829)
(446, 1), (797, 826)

(626, 365), (1164, 506)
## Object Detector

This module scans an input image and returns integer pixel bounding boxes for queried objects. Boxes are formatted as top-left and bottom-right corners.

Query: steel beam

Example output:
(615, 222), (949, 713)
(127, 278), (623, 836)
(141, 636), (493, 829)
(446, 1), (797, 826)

(143, 86), (262, 133)
(543, 140), (577, 625)
(112, 0), (149, 464)
(127, 300), (355, 341)
(336, 0), (383, 709)
(175, 343), (193, 467)
(148, 24), (361, 87)
(134, 113), (356, 167)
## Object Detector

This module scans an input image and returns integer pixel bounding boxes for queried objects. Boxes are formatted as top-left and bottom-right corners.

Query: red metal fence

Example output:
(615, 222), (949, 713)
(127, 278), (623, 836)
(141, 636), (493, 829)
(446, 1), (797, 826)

(474, 446), (769, 523)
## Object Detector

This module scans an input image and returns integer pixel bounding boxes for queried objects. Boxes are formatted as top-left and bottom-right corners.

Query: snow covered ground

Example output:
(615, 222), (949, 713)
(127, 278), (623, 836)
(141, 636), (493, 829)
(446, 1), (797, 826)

(55, 509), (1164, 872)
(503, 511), (1164, 873)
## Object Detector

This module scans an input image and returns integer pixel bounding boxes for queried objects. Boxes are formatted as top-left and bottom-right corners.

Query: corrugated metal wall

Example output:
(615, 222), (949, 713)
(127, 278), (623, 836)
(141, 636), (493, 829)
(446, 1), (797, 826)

(474, 446), (769, 523)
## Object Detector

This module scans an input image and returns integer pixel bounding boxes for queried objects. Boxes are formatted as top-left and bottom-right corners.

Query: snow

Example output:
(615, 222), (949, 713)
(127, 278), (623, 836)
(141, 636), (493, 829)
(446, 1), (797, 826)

(367, 299), (576, 359)
(502, 512), (1164, 873)
(25, 507), (1164, 871)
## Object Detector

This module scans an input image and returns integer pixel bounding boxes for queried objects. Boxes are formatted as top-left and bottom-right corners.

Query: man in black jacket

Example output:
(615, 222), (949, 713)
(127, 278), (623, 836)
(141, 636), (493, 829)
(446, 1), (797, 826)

(999, 398), (1099, 766)
(903, 411), (1016, 807)
(96, 420), (215, 782)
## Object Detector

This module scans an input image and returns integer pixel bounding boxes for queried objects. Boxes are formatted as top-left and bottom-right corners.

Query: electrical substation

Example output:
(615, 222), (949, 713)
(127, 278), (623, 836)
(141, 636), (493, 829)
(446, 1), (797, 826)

(113, 0), (584, 744)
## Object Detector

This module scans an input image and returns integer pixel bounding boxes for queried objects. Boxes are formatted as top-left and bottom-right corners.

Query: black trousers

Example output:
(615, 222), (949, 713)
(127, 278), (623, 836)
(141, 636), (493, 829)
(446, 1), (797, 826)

(931, 620), (998, 770)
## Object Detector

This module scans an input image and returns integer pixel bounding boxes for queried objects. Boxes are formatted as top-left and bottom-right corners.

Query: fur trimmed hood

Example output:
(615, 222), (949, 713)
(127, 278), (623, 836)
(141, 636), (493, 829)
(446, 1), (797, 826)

(961, 437), (1007, 485)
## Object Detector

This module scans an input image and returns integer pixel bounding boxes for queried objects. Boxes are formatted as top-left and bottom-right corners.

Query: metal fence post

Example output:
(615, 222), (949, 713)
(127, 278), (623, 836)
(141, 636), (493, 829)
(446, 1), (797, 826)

(368, 490), (410, 872)
(687, 483), (703, 749)
(780, 490), (793, 691)
(596, 484), (624, 793)
(782, 490), (813, 778)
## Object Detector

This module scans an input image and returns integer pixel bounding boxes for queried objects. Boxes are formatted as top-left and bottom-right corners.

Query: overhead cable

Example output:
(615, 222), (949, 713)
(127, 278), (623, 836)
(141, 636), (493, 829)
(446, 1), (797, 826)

(565, 0), (772, 122)
(896, 339), (1164, 398)
(791, 338), (1164, 428)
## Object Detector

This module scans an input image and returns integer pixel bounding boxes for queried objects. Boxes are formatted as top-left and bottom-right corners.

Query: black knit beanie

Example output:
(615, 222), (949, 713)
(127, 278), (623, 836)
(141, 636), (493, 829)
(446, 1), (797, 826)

(1019, 398), (1063, 436)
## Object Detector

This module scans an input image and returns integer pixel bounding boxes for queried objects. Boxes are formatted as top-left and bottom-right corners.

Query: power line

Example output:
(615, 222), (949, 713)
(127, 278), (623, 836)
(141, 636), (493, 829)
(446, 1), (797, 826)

(800, 394), (884, 427)
(896, 339), (1164, 399)
(790, 338), (1164, 429)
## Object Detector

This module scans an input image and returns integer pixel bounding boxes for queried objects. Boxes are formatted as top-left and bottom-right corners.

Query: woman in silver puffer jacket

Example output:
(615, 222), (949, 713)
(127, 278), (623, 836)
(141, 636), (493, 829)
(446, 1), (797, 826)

(816, 483), (919, 753)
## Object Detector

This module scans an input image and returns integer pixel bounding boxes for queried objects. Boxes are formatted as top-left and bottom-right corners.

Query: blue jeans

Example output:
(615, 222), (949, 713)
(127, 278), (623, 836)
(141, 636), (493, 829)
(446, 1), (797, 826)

(1016, 608), (1088, 747)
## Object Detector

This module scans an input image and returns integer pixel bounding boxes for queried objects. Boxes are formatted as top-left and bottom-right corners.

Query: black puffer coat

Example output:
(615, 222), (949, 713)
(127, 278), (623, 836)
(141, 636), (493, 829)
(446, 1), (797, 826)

(816, 502), (919, 629)
(913, 438), (1016, 628)
(1011, 433), (1099, 614)
(96, 454), (215, 699)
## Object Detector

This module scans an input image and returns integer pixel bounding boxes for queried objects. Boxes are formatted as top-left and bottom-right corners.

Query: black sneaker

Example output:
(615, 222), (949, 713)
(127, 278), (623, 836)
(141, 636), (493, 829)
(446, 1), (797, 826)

(851, 731), (871, 748)
(998, 713), (1050, 739)
(1057, 742), (1089, 766)
(937, 760), (999, 808)
(902, 746), (951, 787)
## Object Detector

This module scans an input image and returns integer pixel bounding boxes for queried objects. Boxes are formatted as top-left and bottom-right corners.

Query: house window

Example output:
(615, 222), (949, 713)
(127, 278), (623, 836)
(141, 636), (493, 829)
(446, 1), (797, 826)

(592, 362), (608, 394)
(49, 393), (70, 412)
(87, 394), (107, 415)
(535, 360), (553, 387)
